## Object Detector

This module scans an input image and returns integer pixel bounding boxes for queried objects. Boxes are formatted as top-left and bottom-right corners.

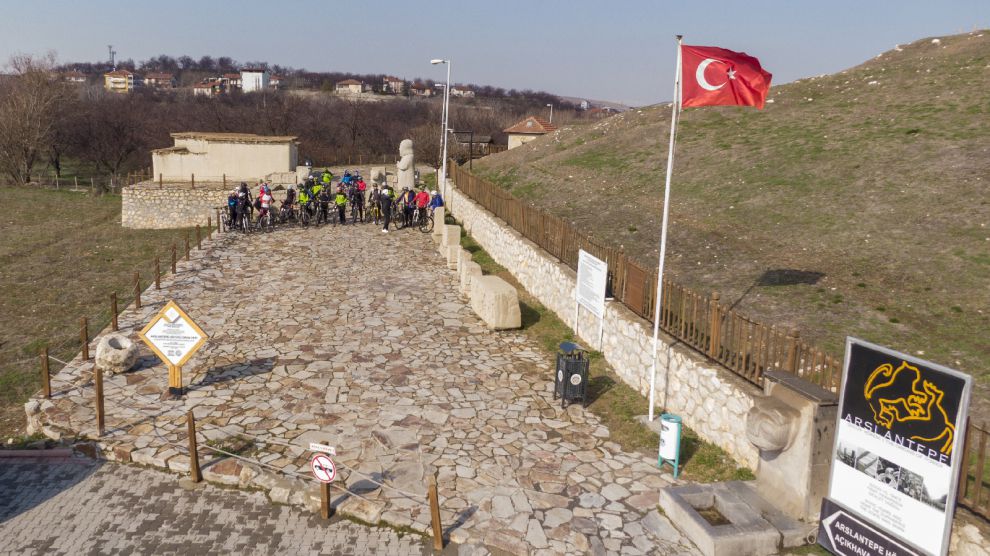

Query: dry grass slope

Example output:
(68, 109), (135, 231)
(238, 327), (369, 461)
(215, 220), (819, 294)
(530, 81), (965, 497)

(474, 31), (990, 415)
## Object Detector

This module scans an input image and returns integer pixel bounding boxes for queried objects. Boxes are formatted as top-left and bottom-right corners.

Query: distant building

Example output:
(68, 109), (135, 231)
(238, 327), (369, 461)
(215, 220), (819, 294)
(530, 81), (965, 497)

(144, 72), (176, 89)
(335, 79), (369, 95)
(383, 76), (405, 94)
(222, 73), (242, 90)
(63, 71), (88, 84)
(193, 81), (224, 97)
(240, 68), (270, 93)
(409, 82), (433, 97)
(503, 116), (557, 150)
(270, 75), (282, 90)
(104, 70), (140, 93)
(453, 134), (493, 157)
(578, 99), (590, 111)
(151, 132), (298, 183)
(450, 86), (475, 98)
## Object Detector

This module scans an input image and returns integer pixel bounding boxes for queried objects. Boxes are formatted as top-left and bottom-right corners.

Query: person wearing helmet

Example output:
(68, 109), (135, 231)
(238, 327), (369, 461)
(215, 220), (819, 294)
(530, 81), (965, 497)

(397, 187), (415, 228)
(413, 186), (430, 224)
(298, 182), (313, 219)
(226, 188), (239, 230)
(429, 189), (445, 210)
(334, 185), (348, 224)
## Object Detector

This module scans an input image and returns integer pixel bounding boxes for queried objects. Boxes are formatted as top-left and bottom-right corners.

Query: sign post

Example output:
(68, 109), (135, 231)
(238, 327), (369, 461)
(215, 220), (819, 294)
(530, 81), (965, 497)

(819, 338), (972, 556)
(575, 250), (608, 349)
(138, 300), (208, 398)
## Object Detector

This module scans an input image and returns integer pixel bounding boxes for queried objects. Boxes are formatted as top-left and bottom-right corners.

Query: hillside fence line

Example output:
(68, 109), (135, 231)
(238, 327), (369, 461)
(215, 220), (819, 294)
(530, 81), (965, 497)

(449, 162), (990, 522)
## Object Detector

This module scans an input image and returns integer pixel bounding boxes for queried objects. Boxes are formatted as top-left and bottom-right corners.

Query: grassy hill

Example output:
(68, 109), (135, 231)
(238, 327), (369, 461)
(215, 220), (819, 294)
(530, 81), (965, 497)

(473, 31), (990, 412)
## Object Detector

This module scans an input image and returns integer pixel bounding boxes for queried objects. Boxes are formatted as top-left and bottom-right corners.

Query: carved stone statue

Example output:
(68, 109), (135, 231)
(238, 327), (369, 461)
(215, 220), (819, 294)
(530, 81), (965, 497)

(745, 397), (800, 452)
(397, 139), (415, 190)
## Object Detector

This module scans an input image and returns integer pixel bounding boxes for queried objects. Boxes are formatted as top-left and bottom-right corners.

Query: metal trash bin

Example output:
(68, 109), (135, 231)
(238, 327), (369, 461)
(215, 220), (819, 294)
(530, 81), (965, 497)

(658, 413), (682, 478)
(553, 342), (589, 408)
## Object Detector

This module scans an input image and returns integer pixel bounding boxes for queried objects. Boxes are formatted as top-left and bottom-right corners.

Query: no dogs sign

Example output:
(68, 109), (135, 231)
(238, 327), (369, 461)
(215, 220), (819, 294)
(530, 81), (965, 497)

(311, 454), (337, 483)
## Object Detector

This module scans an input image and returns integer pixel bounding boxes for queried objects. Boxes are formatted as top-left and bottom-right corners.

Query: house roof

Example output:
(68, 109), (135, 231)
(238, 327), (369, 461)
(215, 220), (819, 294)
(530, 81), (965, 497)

(223, 73), (242, 79)
(337, 79), (362, 86)
(104, 70), (134, 77)
(240, 67), (268, 73)
(410, 82), (430, 90)
(503, 116), (557, 135)
(384, 76), (404, 82)
(170, 132), (297, 144)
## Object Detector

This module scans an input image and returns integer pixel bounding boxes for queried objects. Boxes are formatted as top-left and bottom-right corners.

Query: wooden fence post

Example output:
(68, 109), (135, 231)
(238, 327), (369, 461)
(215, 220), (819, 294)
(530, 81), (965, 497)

(196, 225), (201, 250)
(222, 173), (226, 188)
(191, 174), (195, 188)
(428, 473), (443, 550)
(95, 367), (105, 437)
(155, 257), (161, 289)
(159, 173), (163, 188)
(133, 272), (141, 309)
(111, 293), (119, 331)
(184, 236), (190, 261)
(187, 410), (202, 483)
(216, 209), (221, 233)
(320, 481), (332, 519)
(786, 329), (800, 373)
(206, 217), (212, 237)
(171, 243), (177, 274)
(81, 317), (89, 360)
(41, 347), (51, 399)
(708, 292), (721, 359)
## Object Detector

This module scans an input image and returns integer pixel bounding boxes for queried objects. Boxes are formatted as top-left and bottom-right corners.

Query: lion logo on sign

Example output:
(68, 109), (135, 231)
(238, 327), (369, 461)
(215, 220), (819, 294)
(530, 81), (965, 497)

(864, 362), (955, 455)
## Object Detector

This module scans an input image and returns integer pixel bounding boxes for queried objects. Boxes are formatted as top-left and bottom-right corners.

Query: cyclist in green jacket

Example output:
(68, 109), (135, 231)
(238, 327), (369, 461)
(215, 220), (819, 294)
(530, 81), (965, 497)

(334, 186), (348, 225)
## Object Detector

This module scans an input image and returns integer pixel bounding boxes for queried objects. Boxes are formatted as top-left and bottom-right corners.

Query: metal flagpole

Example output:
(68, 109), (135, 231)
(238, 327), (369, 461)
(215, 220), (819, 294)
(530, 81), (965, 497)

(648, 35), (683, 422)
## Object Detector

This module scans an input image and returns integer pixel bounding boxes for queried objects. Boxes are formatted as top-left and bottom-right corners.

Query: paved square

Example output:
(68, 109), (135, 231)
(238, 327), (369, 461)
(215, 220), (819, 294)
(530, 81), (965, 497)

(29, 223), (697, 555)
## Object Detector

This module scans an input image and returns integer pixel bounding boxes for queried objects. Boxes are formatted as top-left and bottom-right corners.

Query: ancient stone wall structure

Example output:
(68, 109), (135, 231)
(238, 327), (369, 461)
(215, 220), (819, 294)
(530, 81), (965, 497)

(122, 185), (287, 229)
(443, 177), (762, 468)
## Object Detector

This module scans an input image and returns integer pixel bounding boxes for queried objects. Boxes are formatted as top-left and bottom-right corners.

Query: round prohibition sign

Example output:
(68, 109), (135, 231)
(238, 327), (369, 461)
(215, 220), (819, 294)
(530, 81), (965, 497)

(311, 454), (337, 483)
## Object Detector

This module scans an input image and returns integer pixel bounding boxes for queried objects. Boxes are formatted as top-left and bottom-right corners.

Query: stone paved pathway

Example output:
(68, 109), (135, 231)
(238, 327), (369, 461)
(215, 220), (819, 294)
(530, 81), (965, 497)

(0, 458), (428, 555)
(27, 222), (698, 555)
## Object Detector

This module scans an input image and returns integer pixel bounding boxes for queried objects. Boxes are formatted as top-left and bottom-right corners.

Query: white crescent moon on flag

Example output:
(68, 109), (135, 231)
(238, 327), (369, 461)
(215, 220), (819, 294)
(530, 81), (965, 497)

(696, 58), (727, 91)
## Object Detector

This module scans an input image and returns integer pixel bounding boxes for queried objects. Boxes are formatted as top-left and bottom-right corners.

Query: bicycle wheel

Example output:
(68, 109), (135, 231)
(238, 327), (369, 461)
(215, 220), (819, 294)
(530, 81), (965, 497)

(300, 208), (310, 227)
(419, 214), (434, 234)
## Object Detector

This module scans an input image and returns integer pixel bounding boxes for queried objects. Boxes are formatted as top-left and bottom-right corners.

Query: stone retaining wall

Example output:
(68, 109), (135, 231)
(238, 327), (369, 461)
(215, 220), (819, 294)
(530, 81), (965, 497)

(122, 184), (288, 229)
(443, 177), (761, 468)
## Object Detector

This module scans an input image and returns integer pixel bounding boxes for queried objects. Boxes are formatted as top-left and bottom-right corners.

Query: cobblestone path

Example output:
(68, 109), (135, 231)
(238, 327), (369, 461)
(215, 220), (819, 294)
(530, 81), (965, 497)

(29, 222), (698, 555)
(0, 458), (428, 555)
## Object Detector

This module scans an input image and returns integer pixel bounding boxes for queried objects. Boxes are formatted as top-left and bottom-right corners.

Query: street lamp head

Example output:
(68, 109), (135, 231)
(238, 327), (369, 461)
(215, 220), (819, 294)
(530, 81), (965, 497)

(547, 103), (552, 107)
(430, 59), (448, 65)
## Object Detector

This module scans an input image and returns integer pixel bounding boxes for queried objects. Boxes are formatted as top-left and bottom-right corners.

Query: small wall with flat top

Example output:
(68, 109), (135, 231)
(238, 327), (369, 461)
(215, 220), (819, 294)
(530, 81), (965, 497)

(443, 176), (762, 468)
(122, 183), (288, 229)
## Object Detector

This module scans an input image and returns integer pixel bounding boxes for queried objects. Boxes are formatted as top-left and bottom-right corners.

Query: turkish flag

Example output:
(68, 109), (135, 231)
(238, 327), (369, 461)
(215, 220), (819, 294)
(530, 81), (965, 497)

(681, 45), (772, 109)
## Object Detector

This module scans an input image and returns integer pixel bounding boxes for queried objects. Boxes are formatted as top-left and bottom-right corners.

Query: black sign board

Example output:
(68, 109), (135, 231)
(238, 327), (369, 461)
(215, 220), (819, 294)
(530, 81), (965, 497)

(818, 498), (922, 556)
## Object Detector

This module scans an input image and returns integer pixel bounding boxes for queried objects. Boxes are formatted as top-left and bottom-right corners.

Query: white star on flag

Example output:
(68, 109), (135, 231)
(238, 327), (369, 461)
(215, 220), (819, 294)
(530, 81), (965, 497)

(727, 68), (737, 80)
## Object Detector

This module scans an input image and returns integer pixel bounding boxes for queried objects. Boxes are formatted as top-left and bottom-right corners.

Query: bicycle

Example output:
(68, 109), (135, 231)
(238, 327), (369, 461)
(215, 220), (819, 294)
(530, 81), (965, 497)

(414, 207), (434, 234)
(367, 201), (382, 225)
(255, 208), (275, 233)
(220, 208), (232, 232)
(299, 202), (312, 227)
(278, 202), (296, 226)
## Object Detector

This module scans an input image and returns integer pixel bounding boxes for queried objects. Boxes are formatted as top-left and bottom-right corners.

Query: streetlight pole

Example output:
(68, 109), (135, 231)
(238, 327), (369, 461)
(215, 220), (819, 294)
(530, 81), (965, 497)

(431, 59), (452, 195)
(546, 103), (553, 124)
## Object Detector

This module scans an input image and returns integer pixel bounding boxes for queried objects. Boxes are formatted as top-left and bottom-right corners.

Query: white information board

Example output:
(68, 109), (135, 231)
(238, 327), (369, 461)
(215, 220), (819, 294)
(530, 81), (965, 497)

(139, 301), (208, 368)
(576, 250), (607, 319)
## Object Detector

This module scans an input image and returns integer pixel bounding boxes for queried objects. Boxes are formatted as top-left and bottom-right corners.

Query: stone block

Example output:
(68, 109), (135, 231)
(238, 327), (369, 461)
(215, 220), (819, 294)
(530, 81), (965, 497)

(470, 276), (521, 330)
(432, 207), (445, 239)
(446, 245), (462, 271)
(460, 261), (482, 296)
(95, 333), (138, 374)
(442, 224), (461, 250)
(458, 249), (473, 276)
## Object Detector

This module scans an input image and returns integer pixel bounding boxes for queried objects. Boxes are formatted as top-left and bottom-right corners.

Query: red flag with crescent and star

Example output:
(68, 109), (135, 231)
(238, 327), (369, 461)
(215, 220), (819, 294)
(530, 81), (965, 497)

(680, 45), (772, 109)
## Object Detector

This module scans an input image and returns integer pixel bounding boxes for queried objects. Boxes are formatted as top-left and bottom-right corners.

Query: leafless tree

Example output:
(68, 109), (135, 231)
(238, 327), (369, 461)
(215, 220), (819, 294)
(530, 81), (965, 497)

(0, 53), (70, 185)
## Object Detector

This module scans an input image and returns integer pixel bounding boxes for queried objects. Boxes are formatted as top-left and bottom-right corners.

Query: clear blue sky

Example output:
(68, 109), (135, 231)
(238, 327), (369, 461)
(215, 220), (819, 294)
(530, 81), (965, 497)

(2, 0), (987, 106)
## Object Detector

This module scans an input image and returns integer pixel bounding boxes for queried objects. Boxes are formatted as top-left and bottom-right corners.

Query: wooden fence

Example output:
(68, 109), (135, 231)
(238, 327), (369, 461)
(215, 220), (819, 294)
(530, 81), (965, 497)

(959, 421), (990, 520)
(451, 163), (842, 390)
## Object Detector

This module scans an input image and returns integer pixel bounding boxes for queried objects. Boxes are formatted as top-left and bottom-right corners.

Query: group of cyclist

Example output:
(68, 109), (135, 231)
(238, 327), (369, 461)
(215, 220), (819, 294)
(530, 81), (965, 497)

(225, 168), (444, 233)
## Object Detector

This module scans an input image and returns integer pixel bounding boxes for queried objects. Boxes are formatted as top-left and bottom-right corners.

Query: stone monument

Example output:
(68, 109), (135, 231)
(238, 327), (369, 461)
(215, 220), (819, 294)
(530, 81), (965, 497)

(95, 333), (138, 374)
(397, 139), (415, 190)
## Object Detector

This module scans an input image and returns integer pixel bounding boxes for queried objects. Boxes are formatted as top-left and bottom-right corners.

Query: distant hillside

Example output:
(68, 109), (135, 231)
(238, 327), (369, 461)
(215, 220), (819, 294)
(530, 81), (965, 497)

(473, 31), (990, 406)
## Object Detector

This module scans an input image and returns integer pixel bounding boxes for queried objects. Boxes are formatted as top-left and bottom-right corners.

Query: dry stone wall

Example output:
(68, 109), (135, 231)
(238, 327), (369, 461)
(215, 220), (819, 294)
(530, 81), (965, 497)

(443, 177), (761, 468)
(122, 185), (287, 229)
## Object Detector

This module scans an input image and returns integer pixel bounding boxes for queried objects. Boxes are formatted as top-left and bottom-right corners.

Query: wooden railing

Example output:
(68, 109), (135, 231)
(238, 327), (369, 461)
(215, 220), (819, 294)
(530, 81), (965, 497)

(451, 163), (842, 390)
(959, 422), (990, 520)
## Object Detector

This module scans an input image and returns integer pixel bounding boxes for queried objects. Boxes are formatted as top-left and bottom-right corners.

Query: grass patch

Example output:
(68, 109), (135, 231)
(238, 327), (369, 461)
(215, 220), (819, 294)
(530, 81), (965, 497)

(0, 186), (196, 437)
(457, 224), (753, 482)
